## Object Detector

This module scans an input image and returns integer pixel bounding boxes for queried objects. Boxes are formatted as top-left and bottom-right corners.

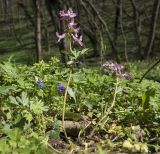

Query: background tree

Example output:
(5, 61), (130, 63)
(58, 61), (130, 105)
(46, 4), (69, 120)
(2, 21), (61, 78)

(34, 0), (42, 61)
(0, 0), (160, 64)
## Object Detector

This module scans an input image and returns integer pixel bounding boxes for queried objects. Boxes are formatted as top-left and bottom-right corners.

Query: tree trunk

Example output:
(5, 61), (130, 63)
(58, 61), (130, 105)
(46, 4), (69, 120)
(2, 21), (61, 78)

(119, 0), (128, 61)
(45, 0), (67, 64)
(35, 0), (42, 61)
(130, 0), (142, 58)
(114, 0), (121, 46)
(84, 0), (120, 62)
(144, 0), (160, 59)
(80, 0), (100, 57)
(18, 2), (35, 27)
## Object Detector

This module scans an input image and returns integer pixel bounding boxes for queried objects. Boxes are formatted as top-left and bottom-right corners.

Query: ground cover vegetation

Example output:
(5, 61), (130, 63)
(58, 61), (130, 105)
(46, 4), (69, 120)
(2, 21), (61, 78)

(0, 57), (160, 153)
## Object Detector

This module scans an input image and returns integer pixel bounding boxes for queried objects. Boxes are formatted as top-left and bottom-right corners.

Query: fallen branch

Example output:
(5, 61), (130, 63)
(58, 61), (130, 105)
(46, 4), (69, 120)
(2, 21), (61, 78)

(139, 59), (160, 83)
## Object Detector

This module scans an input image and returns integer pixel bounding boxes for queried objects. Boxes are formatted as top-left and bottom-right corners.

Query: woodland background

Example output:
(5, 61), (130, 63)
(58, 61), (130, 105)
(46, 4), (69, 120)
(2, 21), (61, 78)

(0, 0), (160, 64)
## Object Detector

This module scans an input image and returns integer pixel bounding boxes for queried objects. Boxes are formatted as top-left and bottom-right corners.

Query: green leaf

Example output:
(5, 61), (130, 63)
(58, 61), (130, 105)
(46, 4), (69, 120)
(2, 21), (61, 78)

(0, 62), (17, 77)
(21, 92), (29, 106)
(0, 86), (15, 95)
(30, 99), (48, 115)
(67, 60), (74, 65)
(0, 140), (10, 153)
(52, 119), (61, 130)
(7, 128), (21, 141)
(24, 113), (33, 123)
(67, 87), (76, 103)
(3, 124), (11, 134)
(48, 130), (60, 140)
(83, 101), (93, 110)
(80, 48), (89, 55)
(9, 96), (19, 105)
(141, 88), (155, 109)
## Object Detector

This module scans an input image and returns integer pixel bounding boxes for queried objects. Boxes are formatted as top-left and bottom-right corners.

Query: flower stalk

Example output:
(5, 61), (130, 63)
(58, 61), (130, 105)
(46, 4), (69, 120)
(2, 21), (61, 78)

(62, 69), (72, 140)
(56, 8), (86, 140)
(89, 77), (119, 137)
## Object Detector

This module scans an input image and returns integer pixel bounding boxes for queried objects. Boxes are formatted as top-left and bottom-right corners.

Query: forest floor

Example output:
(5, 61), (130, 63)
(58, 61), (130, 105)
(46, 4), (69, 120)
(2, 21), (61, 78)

(0, 58), (160, 153)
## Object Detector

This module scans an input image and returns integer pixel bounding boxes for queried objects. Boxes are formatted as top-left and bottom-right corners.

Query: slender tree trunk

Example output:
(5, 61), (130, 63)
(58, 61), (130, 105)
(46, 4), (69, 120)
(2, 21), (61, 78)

(45, 0), (58, 29)
(4, 0), (8, 15)
(80, 0), (100, 57)
(10, 2), (23, 47)
(18, 2), (35, 27)
(35, 0), (42, 61)
(45, 0), (67, 64)
(130, 0), (143, 58)
(119, 0), (128, 61)
(144, 0), (160, 59)
(114, 0), (121, 46)
(84, 0), (120, 62)
(40, 5), (50, 54)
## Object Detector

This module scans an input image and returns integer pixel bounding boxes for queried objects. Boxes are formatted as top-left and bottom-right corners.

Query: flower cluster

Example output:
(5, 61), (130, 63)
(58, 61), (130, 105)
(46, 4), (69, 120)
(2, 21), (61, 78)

(57, 83), (65, 93)
(37, 79), (45, 89)
(56, 8), (83, 47)
(102, 61), (131, 79)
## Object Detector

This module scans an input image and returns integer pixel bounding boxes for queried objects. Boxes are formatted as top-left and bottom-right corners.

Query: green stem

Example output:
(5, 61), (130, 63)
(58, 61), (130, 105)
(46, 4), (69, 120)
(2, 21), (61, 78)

(62, 69), (72, 140)
(69, 41), (73, 52)
(48, 143), (62, 154)
(89, 77), (119, 137)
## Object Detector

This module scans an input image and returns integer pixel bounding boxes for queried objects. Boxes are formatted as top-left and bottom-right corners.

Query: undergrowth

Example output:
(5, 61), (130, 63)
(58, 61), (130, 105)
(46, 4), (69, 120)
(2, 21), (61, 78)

(0, 57), (160, 153)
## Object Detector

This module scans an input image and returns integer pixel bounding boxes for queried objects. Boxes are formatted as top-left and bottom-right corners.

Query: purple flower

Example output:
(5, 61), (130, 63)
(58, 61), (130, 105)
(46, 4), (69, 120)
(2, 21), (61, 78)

(73, 27), (80, 34)
(56, 32), (66, 42)
(68, 18), (79, 31)
(68, 18), (77, 27)
(102, 61), (131, 79)
(56, 8), (83, 47)
(57, 84), (65, 93)
(71, 34), (83, 46)
(37, 79), (45, 89)
(59, 8), (76, 19)
(122, 72), (132, 79)
(68, 19), (80, 34)
(77, 61), (83, 68)
(59, 10), (68, 18)
(67, 8), (76, 18)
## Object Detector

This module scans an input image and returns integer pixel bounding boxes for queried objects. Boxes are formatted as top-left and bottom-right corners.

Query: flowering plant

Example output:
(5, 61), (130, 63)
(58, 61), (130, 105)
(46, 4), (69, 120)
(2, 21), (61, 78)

(102, 61), (131, 79)
(56, 8), (83, 47)
(55, 8), (90, 140)
(56, 8), (89, 66)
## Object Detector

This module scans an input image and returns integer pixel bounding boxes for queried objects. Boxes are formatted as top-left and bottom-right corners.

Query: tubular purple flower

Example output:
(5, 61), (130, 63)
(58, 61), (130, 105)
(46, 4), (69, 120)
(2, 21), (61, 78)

(56, 32), (66, 42)
(68, 18), (80, 33)
(56, 8), (83, 47)
(67, 8), (76, 18)
(71, 34), (83, 46)
(73, 27), (80, 33)
(68, 18), (77, 28)
(59, 8), (76, 19)
(59, 10), (68, 18)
